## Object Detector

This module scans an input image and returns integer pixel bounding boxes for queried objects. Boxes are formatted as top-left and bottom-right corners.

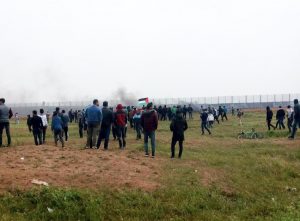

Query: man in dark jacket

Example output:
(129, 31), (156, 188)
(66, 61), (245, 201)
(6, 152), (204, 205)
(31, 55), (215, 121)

(114, 104), (127, 149)
(61, 110), (70, 141)
(275, 106), (286, 130)
(266, 106), (276, 130)
(29, 110), (43, 146)
(51, 112), (64, 147)
(97, 101), (114, 150)
(141, 103), (158, 158)
(85, 99), (102, 149)
(289, 99), (300, 139)
(182, 105), (188, 119)
(0, 98), (13, 147)
(201, 110), (211, 135)
(188, 105), (193, 119)
(170, 110), (188, 159)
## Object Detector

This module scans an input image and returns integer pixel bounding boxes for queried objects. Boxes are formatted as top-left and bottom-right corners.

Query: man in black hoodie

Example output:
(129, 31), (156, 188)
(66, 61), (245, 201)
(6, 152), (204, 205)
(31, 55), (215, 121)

(275, 106), (286, 130)
(29, 110), (43, 146)
(266, 106), (276, 130)
(170, 110), (188, 159)
(97, 101), (114, 150)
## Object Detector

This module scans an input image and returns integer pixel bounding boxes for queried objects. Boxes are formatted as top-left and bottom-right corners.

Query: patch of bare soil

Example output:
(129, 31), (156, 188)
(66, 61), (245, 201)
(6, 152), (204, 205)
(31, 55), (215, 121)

(0, 145), (162, 192)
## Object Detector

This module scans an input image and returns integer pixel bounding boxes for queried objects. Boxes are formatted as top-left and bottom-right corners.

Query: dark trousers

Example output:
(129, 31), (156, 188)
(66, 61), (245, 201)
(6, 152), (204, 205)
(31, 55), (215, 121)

(287, 117), (293, 133)
(188, 112), (193, 119)
(63, 126), (69, 141)
(144, 131), (156, 156)
(112, 126), (117, 140)
(0, 122), (11, 147)
(267, 119), (276, 130)
(116, 126), (126, 149)
(276, 118), (285, 130)
(291, 119), (300, 138)
(42, 126), (47, 143)
(33, 130), (42, 146)
(54, 129), (64, 147)
(79, 123), (83, 138)
(86, 124), (100, 148)
(222, 113), (228, 121)
(214, 116), (220, 124)
(171, 137), (183, 158)
(135, 125), (142, 139)
(201, 122), (211, 134)
(183, 112), (187, 119)
(97, 126), (111, 149)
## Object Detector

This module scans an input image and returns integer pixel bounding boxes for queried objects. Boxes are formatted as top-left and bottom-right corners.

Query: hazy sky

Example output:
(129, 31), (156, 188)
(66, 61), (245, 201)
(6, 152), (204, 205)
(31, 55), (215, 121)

(0, 0), (300, 103)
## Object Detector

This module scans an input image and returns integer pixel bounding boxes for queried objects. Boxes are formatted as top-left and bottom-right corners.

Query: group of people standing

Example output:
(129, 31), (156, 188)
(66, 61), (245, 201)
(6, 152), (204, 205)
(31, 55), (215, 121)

(266, 99), (300, 139)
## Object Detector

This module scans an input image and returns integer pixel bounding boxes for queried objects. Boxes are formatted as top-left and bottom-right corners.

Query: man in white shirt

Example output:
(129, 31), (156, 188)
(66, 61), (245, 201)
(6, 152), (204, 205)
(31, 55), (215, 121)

(39, 109), (48, 144)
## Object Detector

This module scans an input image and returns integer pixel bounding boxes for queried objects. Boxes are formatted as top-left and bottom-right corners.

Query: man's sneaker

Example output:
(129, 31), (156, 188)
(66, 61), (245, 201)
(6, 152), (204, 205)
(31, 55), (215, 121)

(288, 136), (294, 140)
(151, 155), (155, 159)
(144, 154), (149, 157)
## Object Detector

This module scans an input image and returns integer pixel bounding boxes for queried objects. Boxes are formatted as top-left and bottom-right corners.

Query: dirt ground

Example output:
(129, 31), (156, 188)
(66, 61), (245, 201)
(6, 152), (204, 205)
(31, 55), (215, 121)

(0, 145), (162, 192)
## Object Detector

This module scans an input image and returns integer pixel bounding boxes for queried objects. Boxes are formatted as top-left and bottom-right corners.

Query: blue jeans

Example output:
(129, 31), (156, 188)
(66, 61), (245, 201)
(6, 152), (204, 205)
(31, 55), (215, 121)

(144, 131), (156, 156)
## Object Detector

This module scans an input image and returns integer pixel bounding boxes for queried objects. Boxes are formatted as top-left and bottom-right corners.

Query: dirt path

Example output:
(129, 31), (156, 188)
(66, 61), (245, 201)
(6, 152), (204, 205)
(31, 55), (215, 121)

(0, 145), (162, 192)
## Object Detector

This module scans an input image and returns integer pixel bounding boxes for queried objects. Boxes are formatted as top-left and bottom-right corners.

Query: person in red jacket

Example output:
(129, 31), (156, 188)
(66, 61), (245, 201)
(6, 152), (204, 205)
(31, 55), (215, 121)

(141, 102), (158, 158)
(114, 104), (127, 149)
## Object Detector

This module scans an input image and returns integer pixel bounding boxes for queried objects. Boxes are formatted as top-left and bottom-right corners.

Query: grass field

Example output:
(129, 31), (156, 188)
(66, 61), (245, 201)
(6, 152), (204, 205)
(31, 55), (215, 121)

(0, 111), (300, 221)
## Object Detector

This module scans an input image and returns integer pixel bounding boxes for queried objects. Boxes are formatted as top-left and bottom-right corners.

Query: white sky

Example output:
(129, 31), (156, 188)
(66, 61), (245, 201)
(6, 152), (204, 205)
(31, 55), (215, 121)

(0, 0), (300, 102)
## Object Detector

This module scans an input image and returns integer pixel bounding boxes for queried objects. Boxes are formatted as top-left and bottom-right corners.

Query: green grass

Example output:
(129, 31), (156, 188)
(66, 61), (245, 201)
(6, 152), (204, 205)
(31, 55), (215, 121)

(0, 111), (300, 221)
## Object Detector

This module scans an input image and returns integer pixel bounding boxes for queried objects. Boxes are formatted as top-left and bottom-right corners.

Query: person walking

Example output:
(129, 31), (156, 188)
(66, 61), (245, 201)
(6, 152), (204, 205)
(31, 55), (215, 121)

(61, 110), (70, 141)
(133, 109), (142, 140)
(188, 105), (193, 119)
(85, 99), (102, 149)
(170, 110), (188, 159)
(289, 99), (300, 139)
(266, 106), (276, 131)
(141, 103), (158, 158)
(275, 106), (286, 130)
(223, 106), (228, 121)
(29, 110), (43, 146)
(51, 112), (64, 148)
(0, 98), (13, 147)
(97, 101), (114, 150)
(77, 110), (84, 138)
(39, 109), (48, 144)
(286, 105), (294, 133)
(114, 104), (127, 149)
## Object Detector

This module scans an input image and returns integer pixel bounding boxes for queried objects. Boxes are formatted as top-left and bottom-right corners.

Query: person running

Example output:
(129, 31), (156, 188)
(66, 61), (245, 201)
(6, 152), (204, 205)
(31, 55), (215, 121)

(29, 110), (43, 146)
(223, 106), (228, 121)
(275, 106), (286, 130)
(218, 106), (224, 121)
(0, 98), (13, 147)
(289, 99), (300, 139)
(141, 103), (158, 158)
(61, 110), (70, 141)
(266, 106), (276, 131)
(51, 112), (64, 148)
(200, 109), (211, 135)
(213, 107), (219, 124)
(114, 104), (127, 149)
(85, 99), (102, 149)
(133, 109), (142, 140)
(27, 115), (32, 132)
(39, 109), (48, 144)
(188, 105), (193, 119)
(97, 101), (114, 150)
(170, 110), (188, 159)
(286, 105), (294, 133)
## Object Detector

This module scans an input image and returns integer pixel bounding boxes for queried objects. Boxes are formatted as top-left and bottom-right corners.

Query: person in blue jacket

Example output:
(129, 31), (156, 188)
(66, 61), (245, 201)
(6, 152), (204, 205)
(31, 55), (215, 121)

(51, 112), (64, 148)
(85, 99), (102, 149)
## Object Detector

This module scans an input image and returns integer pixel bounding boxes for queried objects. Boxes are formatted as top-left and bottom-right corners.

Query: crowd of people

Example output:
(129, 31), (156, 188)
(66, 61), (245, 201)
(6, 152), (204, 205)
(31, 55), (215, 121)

(266, 99), (300, 139)
(0, 97), (299, 159)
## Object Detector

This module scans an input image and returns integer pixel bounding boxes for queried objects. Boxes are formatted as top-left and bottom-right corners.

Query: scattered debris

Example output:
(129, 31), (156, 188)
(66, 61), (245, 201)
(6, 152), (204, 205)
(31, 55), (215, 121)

(286, 186), (297, 192)
(20, 157), (24, 160)
(195, 170), (198, 173)
(31, 179), (49, 187)
(47, 207), (54, 213)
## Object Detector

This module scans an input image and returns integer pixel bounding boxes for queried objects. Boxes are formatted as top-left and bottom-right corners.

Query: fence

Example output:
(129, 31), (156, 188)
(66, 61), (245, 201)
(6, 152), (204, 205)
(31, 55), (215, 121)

(7, 93), (300, 115)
